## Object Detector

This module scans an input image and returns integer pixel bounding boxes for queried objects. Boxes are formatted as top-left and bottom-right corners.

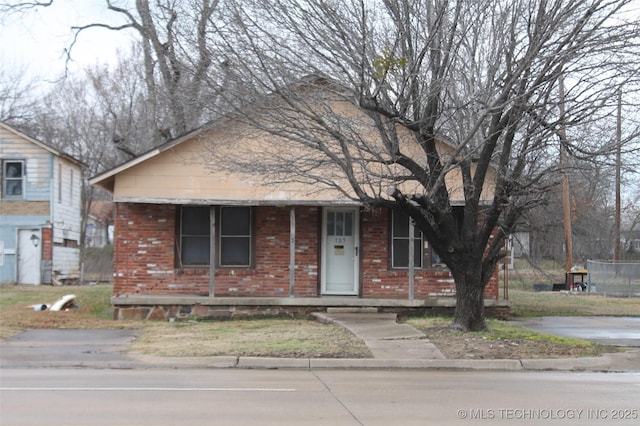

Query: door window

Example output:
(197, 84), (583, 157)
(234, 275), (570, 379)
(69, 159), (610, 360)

(327, 211), (353, 237)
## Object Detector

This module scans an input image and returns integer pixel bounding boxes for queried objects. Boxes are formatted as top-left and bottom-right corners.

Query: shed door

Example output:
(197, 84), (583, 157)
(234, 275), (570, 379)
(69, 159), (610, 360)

(18, 229), (40, 285)
(321, 208), (359, 295)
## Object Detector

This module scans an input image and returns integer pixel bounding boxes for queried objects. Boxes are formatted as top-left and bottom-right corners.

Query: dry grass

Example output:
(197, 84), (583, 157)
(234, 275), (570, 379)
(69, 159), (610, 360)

(406, 316), (616, 359)
(2, 283), (638, 360)
(0, 283), (122, 340)
(0, 284), (371, 358)
(508, 289), (640, 317)
(133, 319), (371, 358)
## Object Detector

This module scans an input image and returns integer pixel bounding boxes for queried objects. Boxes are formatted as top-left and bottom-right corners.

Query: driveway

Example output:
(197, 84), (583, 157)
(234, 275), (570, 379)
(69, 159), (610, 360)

(514, 316), (640, 346)
(0, 329), (140, 368)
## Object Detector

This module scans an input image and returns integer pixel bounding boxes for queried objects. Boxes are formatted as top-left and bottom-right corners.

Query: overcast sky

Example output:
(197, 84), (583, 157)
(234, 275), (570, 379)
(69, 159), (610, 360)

(0, 0), (134, 84)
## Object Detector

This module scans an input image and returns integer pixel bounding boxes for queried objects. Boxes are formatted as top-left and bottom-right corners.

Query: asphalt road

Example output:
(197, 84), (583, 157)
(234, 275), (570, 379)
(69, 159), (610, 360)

(514, 316), (640, 346)
(1, 368), (639, 425)
(1, 318), (640, 425)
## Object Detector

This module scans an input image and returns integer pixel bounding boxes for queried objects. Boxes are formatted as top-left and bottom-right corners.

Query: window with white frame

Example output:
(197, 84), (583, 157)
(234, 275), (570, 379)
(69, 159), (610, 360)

(391, 210), (447, 269)
(2, 160), (25, 198)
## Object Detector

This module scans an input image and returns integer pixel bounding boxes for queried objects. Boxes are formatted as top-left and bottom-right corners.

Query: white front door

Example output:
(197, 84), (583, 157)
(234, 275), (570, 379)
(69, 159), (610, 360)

(18, 229), (41, 285)
(322, 208), (359, 295)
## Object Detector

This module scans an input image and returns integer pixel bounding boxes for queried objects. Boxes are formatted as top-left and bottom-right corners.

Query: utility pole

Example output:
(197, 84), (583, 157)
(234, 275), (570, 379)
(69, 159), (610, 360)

(559, 75), (573, 288)
(614, 89), (622, 262)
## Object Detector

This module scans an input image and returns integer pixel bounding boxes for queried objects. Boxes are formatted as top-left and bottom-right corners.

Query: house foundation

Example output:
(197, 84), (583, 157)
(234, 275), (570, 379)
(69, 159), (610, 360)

(112, 295), (511, 321)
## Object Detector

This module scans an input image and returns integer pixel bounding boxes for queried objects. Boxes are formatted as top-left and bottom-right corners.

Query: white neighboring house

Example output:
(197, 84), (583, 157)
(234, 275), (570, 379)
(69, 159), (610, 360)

(0, 122), (85, 285)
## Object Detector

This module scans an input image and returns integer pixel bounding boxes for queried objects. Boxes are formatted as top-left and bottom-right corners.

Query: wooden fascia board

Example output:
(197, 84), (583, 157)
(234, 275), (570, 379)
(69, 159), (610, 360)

(111, 196), (363, 207)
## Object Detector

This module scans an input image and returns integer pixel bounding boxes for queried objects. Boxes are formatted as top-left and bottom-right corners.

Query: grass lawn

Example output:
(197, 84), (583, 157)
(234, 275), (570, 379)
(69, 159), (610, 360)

(0, 284), (370, 358)
(1, 282), (638, 359)
(405, 316), (616, 359)
(508, 289), (640, 317)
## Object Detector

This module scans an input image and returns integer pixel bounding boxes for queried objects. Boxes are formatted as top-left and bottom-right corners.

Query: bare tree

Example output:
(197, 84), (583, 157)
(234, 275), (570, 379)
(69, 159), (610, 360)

(25, 71), (120, 245)
(20, 49), (167, 248)
(0, 67), (38, 124)
(209, 0), (640, 330)
(4, 0), (638, 330)
(1, 0), (225, 143)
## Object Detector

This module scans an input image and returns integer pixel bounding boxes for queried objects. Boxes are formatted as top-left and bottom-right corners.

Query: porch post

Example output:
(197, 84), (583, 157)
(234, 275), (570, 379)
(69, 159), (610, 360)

(209, 207), (216, 297)
(289, 207), (296, 297)
(408, 219), (415, 300)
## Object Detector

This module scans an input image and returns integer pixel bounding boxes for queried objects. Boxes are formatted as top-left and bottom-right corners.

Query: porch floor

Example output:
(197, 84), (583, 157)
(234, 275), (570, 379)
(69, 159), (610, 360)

(112, 295), (510, 320)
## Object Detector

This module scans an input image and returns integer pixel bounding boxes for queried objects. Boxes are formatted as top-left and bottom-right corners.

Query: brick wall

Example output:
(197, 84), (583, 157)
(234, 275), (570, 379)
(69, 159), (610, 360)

(41, 224), (53, 284)
(113, 203), (497, 299)
(213, 206), (320, 297)
(113, 203), (188, 295)
(1, 201), (49, 215)
(113, 203), (321, 297)
(360, 208), (499, 299)
(41, 225), (53, 262)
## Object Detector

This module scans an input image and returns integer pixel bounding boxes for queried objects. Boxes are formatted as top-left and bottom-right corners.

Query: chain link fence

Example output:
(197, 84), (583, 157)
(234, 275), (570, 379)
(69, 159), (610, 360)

(587, 260), (640, 297)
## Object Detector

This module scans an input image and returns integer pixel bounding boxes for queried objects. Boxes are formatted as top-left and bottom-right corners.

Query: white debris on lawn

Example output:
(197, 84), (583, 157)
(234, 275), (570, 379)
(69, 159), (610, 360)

(29, 294), (77, 311)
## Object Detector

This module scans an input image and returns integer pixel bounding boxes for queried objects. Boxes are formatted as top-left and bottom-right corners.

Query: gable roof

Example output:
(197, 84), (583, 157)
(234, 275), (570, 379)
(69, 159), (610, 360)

(89, 125), (208, 193)
(89, 74), (345, 193)
(89, 78), (496, 206)
(0, 121), (86, 168)
(89, 122), (366, 206)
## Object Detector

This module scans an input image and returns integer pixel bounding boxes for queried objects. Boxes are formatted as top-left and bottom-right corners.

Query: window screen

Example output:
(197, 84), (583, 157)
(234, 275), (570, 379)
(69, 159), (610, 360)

(219, 207), (252, 266)
(391, 210), (423, 268)
(180, 206), (210, 265)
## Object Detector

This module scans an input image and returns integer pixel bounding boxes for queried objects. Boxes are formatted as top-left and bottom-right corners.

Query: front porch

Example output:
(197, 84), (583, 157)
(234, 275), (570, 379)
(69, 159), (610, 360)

(112, 295), (511, 321)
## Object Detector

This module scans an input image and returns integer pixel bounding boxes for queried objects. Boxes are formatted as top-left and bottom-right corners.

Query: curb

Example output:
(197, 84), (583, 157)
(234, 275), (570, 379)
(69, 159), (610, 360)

(4, 353), (638, 371)
(125, 353), (640, 372)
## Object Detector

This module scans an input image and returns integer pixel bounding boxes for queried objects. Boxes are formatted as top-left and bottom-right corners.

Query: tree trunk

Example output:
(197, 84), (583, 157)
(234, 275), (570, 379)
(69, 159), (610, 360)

(451, 268), (487, 331)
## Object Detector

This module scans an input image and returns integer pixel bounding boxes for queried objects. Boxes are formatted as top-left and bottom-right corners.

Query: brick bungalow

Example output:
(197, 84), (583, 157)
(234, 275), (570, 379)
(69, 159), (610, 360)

(90, 88), (502, 320)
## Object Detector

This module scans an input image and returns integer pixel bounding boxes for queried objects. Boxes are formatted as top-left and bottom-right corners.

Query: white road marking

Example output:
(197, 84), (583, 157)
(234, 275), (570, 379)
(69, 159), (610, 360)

(1, 387), (296, 392)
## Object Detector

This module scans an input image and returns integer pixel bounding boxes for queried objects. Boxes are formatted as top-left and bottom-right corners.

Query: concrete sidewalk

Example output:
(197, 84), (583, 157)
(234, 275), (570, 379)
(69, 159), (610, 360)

(311, 310), (445, 360)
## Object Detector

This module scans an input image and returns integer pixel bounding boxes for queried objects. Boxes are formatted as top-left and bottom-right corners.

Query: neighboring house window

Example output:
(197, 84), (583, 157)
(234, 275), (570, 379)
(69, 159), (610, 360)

(2, 160), (25, 198)
(179, 206), (211, 266)
(391, 210), (423, 268)
(177, 206), (253, 268)
(219, 206), (252, 267)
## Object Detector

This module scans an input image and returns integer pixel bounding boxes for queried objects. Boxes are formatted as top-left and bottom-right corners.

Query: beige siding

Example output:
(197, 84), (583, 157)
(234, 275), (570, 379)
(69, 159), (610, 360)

(112, 136), (495, 205)
(113, 136), (351, 204)
(105, 100), (495, 205)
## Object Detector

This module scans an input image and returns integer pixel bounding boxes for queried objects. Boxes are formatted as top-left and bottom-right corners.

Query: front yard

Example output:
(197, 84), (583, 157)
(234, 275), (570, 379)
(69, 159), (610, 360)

(1, 283), (638, 359)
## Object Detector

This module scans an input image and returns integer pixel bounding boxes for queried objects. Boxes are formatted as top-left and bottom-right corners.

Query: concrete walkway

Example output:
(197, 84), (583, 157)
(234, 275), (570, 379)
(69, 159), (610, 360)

(312, 310), (445, 360)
